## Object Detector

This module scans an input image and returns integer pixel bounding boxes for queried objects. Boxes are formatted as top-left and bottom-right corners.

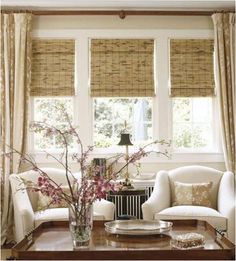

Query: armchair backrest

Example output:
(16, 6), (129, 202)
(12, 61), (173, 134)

(14, 168), (81, 211)
(168, 165), (223, 209)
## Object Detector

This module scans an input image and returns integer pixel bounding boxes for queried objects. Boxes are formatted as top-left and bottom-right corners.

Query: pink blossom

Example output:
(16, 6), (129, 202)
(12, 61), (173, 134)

(16, 106), (170, 211)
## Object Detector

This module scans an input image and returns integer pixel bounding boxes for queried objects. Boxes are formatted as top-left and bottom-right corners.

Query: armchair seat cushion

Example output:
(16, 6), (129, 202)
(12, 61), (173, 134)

(35, 208), (104, 227)
(155, 206), (227, 230)
(35, 208), (68, 227)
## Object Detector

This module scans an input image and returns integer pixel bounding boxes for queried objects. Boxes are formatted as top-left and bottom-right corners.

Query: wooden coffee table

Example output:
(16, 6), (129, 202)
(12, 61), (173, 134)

(11, 220), (235, 260)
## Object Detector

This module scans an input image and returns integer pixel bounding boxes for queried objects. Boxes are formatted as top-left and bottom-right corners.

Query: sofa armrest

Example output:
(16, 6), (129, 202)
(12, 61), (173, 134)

(12, 208), (35, 243)
(142, 170), (171, 220)
(93, 199), (115, 220)
(218, 171), (235, 242)
(9, 174), (35, 242)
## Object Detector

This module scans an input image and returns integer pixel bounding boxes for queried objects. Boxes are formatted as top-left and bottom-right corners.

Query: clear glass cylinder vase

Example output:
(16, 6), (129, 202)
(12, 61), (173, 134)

(69, 203), (93, 249)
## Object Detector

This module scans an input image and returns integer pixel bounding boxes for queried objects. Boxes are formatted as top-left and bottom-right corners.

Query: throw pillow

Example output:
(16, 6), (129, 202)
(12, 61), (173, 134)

(37, 186), (70, 211)
(173, 181), (213, 208)
(27, 189), (39, 212)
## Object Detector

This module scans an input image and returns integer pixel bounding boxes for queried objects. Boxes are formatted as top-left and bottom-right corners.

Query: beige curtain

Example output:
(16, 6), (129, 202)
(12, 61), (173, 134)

(212, 13), (235, 173)
(0, 13), (32, 244)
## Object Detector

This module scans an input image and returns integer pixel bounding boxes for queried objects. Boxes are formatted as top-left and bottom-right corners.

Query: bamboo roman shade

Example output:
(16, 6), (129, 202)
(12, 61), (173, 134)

(170, 39), (215, 97)
(31, 39), (75, 96)
(90, 39), (155, 97)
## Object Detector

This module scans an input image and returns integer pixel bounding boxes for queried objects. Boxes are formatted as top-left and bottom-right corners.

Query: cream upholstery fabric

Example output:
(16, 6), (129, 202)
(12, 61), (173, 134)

(155, 206), (227, 230)
(34, 208), (105, 227)
(35, 208), (69, 227)
(142, 166), (235, 242)
(9, 168), (115, 242)
(218, 171), (235, 242)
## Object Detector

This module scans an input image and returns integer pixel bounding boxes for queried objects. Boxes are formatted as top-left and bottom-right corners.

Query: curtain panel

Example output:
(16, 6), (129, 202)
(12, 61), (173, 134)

(0, 13), (33, 244)
(212, 13), (235, 173)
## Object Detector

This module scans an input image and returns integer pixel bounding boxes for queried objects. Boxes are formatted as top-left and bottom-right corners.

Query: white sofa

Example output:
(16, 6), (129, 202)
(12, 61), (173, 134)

(10, 168), (115, 242)
(142, 165), (235, 242)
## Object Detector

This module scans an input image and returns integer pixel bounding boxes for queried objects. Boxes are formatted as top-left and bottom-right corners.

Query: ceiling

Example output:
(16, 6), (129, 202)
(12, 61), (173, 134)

(1, 0), (235, 11)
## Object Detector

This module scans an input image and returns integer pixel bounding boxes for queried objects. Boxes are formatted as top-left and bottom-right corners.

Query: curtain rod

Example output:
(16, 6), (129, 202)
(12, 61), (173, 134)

(1, 9), (232, 18)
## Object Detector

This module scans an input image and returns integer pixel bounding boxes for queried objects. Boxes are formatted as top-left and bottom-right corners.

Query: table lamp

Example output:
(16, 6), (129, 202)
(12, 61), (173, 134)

(117, 125), (133, 189)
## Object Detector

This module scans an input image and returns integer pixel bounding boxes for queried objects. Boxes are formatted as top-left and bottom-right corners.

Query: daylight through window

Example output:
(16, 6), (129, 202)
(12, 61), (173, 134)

(33, 97), (74, 151)
(172, 98), (214, 150)
(93, 98), (152, 148)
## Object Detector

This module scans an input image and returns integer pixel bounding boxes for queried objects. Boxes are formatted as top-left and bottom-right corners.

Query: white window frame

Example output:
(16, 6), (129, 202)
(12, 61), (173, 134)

(92, 97), (153, 152)
(29, 96), (78, 154)
(29, 29), (223, 164)
(171, 97), (220, 153)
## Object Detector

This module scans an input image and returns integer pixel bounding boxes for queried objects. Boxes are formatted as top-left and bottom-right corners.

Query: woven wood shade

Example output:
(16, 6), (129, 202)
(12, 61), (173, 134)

(170, 39), (215, 97)
(90, 39), (155, 97)
(31, 39), (75, 96)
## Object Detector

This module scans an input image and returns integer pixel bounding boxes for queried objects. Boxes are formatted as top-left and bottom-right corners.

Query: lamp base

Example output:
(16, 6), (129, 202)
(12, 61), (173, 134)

(121, 178), (134, 190)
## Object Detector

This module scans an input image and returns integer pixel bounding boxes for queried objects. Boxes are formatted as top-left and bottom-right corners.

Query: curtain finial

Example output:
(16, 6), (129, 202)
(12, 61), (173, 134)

(119, 10), (126, 19)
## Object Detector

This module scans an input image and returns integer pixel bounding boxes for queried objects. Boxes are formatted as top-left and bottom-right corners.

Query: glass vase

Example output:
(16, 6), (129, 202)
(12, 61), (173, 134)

(69, 203), (93, 249)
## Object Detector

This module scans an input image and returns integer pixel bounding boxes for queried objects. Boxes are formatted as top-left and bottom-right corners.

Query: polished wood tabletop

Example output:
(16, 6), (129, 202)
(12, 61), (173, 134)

(11, 220), (235, 260)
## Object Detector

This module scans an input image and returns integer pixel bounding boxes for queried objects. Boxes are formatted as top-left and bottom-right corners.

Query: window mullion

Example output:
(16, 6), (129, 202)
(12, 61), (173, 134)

(191, 98), (194, 148)
(77, 37), (92, 149)
(156, 35), (170, 143)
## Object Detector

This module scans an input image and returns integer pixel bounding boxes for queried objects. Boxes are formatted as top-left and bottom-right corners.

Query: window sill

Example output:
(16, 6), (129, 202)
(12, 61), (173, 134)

(30, 151), (224, 164)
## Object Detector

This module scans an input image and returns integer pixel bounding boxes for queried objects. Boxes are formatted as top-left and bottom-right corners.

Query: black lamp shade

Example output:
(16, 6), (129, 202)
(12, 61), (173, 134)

(118, 133), (133, 146)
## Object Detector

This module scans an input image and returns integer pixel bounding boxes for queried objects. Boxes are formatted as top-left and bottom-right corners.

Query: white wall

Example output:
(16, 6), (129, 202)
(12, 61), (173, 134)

(30, 15), (225, 174)
(33, 15), (213, 30)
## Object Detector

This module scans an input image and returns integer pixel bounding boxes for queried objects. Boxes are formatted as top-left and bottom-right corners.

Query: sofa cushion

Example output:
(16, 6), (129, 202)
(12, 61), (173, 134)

(154, 206), (227, 230)
(168, 166), (223, 209)
(19, 169), (82, 212)
(34, 208), (104, 227)
(173, 181), (213, 208)
(37, 186), (71, 211)
(35, 208), (68, 227)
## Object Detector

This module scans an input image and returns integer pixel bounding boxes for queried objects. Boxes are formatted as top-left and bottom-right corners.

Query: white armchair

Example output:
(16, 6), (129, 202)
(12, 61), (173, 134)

(10, 168), (115, 242)
(142, 165), (235, 242)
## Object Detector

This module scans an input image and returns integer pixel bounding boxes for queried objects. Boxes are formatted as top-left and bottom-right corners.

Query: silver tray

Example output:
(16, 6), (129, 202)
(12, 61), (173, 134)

(105, 220), (173, 235)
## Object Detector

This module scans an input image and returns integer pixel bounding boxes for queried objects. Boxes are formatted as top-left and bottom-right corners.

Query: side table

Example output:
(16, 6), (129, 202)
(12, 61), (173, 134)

(107, 189), (148, 219)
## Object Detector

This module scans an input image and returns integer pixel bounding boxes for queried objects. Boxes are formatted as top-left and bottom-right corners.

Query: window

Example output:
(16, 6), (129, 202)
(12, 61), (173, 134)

(170, 38), (216, 152)
(172, 97), (214, 151)
(90, 39), (155, 149)
(30, 31), (222, 163)
(30, 39), (75, 152)
(32, 97), (74, 151)
(93, 98), (152, 148)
